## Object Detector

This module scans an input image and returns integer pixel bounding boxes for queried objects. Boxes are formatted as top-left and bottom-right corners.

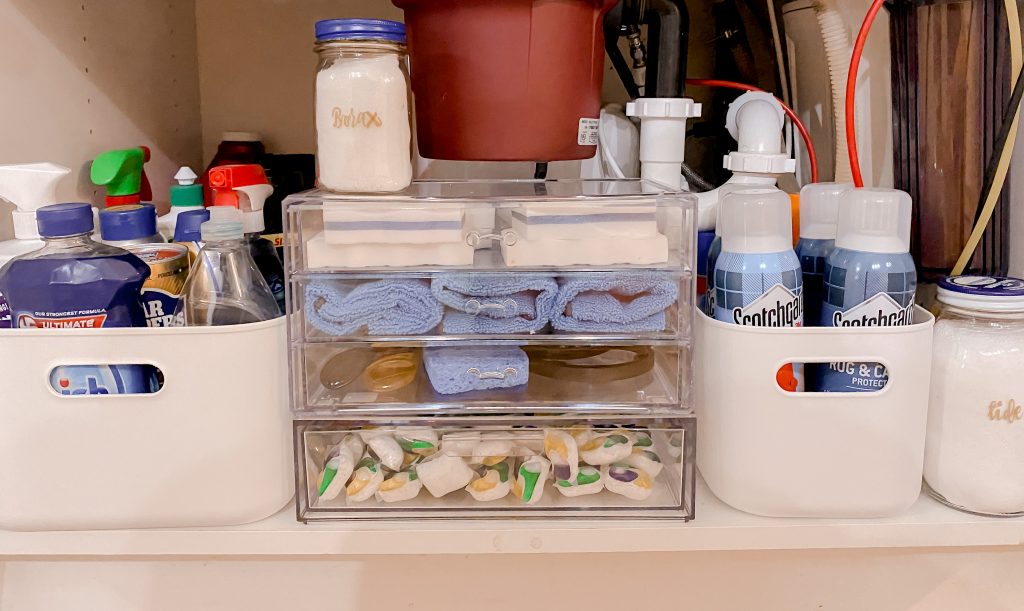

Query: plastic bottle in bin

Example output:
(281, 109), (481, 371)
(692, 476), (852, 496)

(0, 202), (158, 394)
(172, 208), (211, 265)
(711, 189), (804, 391)
(815, 188), (917, 393)
(0, 202), (150, 329)
(207, 164), (286, 313)
(174, 209), (281, 326)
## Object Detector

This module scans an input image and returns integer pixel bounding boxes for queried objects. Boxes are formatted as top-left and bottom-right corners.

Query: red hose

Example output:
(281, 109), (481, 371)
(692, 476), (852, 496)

(686, 78), (819, 183)
(846, 0), (886, 188)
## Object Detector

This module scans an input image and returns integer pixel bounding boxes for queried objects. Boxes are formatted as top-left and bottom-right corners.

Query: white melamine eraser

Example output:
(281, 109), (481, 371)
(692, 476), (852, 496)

(305, 232), (475, 268)
(500, 233), (669, 266)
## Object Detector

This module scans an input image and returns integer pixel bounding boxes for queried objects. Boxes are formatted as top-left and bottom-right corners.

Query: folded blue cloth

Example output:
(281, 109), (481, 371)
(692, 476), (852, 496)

(305, 279), (443, 336)
(431, 273), (557, 334)
(552, 273), (679, 332)
(424, 346), (529, 394)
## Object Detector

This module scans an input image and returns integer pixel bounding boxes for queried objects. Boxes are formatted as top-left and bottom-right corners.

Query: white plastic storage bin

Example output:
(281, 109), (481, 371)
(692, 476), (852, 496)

(695, 308), (935, 518)
(0, 319), (293, 530)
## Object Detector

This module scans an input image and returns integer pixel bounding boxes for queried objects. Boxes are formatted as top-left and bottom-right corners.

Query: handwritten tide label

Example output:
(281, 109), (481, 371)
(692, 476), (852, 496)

(332, 107), (383, 128)
(988, 399), (1023, 424)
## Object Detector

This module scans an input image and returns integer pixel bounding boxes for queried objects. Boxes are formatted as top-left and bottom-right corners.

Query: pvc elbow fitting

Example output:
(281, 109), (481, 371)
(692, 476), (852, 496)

(723, 92), (796, 175)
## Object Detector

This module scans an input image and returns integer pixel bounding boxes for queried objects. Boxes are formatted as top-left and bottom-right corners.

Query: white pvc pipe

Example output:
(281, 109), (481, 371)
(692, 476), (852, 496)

(732, 95), (785, 155)
(627, 98), (702, 190)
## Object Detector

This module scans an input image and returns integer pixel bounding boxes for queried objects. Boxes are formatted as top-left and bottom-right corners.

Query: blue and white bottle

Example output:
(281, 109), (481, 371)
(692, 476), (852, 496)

(796, 183), (850, 389)
(795, 182), (849, 326)
(816, 188), (917, 393)
(712, 188), (803, 390)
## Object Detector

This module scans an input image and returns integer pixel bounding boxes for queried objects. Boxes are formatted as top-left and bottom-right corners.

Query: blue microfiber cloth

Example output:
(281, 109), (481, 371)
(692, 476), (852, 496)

(552, 273), (679, 333)
(423, 346), (529, 395)
(305, 279), (443, 336)
(431, 273), (557, 334)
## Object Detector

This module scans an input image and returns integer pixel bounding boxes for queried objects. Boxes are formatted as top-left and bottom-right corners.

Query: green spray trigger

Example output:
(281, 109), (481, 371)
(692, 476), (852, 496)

(91, 147), (152, 207)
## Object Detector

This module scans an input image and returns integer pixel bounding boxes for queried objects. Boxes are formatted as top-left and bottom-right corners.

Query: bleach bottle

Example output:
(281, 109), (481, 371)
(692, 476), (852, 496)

(157, 167), (205, 240)
(816, 188), (916, 393)
(712, 188), (804, 391)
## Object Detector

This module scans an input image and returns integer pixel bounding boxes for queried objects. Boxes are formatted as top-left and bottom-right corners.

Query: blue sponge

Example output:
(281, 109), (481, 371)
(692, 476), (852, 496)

(423, 346), (529, 395)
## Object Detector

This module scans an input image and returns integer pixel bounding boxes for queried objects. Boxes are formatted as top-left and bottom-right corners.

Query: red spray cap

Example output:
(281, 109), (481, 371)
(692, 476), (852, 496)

(207, 164), (269, 208)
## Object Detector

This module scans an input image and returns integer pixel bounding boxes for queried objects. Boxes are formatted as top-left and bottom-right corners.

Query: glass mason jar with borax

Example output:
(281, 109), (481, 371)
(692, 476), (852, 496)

(314, 19), (413, 193)
(924, 276), (1024, 516)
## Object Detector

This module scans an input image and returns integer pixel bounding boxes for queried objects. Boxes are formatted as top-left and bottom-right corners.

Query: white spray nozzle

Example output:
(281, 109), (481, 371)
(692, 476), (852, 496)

(0, 162), (72, 240)
(207, 206), (242, 224)
(234, 184), (274, 234)
(174, 166), (199, 186)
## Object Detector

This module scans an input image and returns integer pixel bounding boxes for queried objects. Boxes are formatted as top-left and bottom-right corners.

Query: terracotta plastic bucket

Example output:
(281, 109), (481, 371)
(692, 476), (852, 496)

(393, 0), (618, 161)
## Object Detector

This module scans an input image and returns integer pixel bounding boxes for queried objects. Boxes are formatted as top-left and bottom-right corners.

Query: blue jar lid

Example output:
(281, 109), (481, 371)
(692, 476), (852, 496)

(173, 208), (211, 243)
(315, 19), (406, 43)
(37, 203), (94, 238)
(938, 275), (1024, 313)
(99, 204), (158, 242)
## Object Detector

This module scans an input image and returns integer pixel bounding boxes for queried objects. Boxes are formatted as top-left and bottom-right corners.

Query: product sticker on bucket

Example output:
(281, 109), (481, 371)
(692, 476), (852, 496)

(577, 118), (600, 146)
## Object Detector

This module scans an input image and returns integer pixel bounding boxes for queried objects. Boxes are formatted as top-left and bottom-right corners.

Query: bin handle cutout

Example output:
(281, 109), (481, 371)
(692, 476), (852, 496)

(48, 364), (163, 397)
(776, 360), (891, 394)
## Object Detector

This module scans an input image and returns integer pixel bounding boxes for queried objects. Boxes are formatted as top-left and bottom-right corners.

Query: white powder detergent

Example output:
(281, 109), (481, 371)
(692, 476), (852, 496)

(315, 55), (412, 193)
(924, 276), (1024, 516)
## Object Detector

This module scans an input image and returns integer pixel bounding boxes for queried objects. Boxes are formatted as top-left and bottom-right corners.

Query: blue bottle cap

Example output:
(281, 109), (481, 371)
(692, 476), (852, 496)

(315, 19), (406, 43)
(36, 203), (95, 237)
(99, 204), (157, 241)
(938, 276), (1024, 313)
(173, 208), (211, 243)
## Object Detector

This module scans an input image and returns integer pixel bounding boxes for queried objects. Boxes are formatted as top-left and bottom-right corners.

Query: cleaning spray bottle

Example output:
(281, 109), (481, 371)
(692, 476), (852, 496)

(712, 188), (804, 391)
(157, 167), (205, 239)
(815, 188), (917, 393)
(208, 164), (285, 313)
(0, 163), (71, 266)
(90, 147), (153, 207)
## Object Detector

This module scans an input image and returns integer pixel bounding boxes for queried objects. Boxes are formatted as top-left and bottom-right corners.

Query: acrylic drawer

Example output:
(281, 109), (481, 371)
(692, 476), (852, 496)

(292, 342), (690, 415)
(289, 270), (692, 342)
(295, 416), (695, 520)
(282, 180), (696, 274)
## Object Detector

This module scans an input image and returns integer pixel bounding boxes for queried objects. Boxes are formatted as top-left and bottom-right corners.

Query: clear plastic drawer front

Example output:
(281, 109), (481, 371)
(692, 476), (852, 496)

(290, 271), (691, 342)
(296, 416), (695, 520)
(283, 180), (696, 273)
(293, 343), (689, 415)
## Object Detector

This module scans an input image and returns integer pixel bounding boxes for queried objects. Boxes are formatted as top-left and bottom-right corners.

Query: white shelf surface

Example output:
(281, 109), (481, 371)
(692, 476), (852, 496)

(3, 477), (1024, 558)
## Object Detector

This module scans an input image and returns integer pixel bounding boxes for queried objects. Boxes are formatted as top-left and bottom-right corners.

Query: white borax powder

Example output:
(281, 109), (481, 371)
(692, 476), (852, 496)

(924, 317), (1024, 515)
(315, 55), (412, 193)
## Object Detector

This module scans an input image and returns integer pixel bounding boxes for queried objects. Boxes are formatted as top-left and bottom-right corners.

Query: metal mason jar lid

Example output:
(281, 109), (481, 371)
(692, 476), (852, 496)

(937, 276), (1024, 313)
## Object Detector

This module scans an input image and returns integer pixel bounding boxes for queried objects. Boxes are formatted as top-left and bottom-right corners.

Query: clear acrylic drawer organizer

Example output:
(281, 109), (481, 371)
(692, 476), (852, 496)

(283, 180), (697, 519)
